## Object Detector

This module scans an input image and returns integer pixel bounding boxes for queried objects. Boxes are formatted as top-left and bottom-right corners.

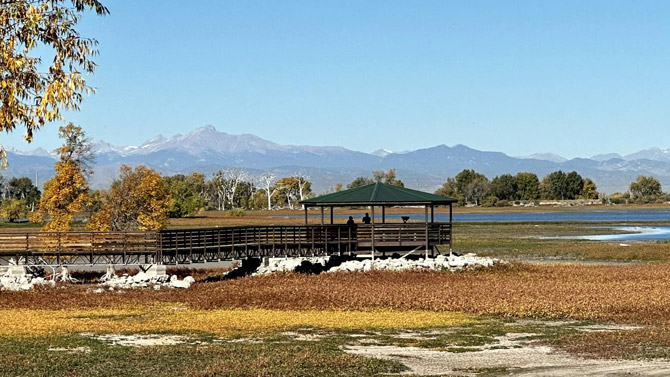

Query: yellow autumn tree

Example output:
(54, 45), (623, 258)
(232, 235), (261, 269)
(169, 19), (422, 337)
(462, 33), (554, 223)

(31, 161), (89, 231)
(31, 124), (92, 231)
(87, 165), (170, 231)
(0, 1), (108, 166)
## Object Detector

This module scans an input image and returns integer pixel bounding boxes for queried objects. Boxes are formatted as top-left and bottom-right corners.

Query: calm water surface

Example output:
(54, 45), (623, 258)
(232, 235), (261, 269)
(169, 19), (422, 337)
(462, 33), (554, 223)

(286, 209), (670, 240)
(306, 209), (670, 223)
(561, 226), (670, 241)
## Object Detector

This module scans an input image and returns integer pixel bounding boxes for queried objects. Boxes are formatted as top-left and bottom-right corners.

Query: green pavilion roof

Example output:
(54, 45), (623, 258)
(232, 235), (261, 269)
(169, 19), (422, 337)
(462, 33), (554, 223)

(299, 182), (457, 207)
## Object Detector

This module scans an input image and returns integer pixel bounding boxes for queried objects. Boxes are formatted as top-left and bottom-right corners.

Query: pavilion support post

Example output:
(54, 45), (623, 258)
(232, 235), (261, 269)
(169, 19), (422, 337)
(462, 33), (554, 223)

(320, 207), (324, 225)
(449, 203), (453, 251)
(330, 206), (334, 225)
(371, 206), (375, 261)
(304, 208), (308, 225)
(424, 205), (429, 259)
(430, 205), (434, 223)
(382, 206), (385, 224)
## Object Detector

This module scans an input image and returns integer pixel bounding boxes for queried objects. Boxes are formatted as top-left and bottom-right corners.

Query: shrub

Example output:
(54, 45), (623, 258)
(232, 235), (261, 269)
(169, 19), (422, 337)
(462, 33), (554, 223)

(228, 208), (246, 217)
(495, 200), (509, 207)
(481, 196), (498, 207)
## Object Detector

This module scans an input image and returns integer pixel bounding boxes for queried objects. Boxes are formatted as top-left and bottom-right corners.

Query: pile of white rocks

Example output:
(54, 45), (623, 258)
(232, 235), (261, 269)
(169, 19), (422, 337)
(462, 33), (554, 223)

(99, 266), (195, 290)
(253, 256), (330, 275)
(252, 253), (500, 275)
(329, 253), (499, 273)
(0, 267), (54, 291)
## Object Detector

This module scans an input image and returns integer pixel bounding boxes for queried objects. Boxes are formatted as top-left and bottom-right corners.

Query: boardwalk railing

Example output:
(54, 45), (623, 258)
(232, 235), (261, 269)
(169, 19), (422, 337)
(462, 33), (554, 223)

(0, 232), (158, 265)
(157, 225), (355, 263)
(0, 223), (452, 266)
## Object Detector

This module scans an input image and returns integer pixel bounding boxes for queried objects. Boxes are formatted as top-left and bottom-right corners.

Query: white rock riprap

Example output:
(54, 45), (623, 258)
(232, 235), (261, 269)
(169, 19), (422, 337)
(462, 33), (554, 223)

(0, 269), (54, 291)
(100, 271), (195, 290)
(252, 253), (501, 275)
(253, 256), (330, 275)
(328, 253), (500, 273)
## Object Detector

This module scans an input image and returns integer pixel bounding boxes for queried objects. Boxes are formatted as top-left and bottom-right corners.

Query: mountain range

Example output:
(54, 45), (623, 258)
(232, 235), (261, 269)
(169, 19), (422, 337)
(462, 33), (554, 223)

(4, 125), (670, 194)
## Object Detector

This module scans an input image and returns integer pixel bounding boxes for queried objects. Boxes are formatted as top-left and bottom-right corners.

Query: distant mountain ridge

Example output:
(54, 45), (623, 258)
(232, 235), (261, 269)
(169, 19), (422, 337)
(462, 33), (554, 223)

(517, 153), (568, 163)
(4, 125), (670, 194)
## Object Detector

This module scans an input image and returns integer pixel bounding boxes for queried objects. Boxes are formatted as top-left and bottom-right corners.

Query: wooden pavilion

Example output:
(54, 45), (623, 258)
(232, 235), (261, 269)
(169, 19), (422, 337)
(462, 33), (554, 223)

(300, 182), (458, 257)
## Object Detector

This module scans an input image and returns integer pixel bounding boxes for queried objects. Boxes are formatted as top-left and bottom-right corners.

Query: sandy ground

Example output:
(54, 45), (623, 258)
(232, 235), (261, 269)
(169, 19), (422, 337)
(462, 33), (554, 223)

(345, 342), (670, 376)
(340, 325), (665, 377)
(81, 333), (189, 347)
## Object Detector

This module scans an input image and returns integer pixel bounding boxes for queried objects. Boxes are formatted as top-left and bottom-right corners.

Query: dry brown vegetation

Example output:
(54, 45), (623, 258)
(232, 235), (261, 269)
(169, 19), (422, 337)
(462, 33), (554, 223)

(7, 263), (670, 360)
(3, 263), (670, 325)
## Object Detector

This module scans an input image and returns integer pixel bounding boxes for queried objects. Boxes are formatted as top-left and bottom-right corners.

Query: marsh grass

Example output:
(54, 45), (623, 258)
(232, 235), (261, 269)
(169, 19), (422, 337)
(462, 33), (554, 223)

(0, 333), (406, 377)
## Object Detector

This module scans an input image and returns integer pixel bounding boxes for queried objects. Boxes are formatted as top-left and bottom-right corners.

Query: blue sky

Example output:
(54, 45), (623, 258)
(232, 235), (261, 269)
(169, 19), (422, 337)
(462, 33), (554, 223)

(4, 1), (670, 158)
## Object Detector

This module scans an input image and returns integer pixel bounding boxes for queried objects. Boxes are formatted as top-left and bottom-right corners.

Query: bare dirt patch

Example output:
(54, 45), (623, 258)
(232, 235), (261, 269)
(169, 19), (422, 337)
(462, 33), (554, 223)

(47, 347), (91, 353)
(82, 333), (188, 347)
(345, 343), (670, 376)
(343, 323), (670, 376)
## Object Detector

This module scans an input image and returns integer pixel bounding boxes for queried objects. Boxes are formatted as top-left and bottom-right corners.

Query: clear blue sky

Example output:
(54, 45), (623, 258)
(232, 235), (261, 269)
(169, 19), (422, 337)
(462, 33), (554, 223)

(4, 0), (670, 158)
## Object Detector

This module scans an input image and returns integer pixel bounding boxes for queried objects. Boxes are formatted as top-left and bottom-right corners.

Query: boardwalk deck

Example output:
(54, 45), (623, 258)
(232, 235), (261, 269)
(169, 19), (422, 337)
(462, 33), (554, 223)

(0, 223), (452, 266)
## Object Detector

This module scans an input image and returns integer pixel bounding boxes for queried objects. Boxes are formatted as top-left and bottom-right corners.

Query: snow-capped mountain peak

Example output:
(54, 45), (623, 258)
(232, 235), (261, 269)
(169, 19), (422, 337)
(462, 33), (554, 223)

(371, 149), (394, 157)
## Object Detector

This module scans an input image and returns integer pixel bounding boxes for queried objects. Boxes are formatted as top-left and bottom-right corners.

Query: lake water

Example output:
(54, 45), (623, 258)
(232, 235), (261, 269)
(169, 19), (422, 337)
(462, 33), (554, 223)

(289, 209), (670, 240)
(563, 226), (670, 241)
(310, 209), (670, 223)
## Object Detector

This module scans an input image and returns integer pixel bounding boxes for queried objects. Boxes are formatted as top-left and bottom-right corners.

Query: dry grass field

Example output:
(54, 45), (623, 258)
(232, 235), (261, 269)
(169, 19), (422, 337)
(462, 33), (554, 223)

(3, 206), (670, 376)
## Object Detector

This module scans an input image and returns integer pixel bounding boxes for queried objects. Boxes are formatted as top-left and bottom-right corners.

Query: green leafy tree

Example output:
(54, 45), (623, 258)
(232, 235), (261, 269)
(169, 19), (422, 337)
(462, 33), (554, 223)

(0, 198), (27, 222)
(347, 177), (374, 189)
(565, 171), (584, 200)
(232, 180), (255, 209)
(489, 174), (517, 201)
(515, 172), (540, 201)
(0, 0), (108, 166)
(435, 177), (464, 205)
(630, 175), (662, 201)
(7, 176), (40, 210)
(251, 190), (267, 210)
(435, 177), (458, 197)
(455, 169), (489, 205)
(544, 171), (567, 200)
(163, 173), (207, 217)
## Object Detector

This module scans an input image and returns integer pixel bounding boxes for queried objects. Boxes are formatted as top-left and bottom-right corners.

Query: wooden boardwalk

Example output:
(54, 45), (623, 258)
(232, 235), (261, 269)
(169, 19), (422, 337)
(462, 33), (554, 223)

(0, 223), (452, 266)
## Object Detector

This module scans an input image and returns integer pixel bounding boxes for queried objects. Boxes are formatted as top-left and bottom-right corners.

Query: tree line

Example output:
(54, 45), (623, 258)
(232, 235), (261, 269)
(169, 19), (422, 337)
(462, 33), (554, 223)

(433, 169), (599, 206)
(432, 169), (670, 206)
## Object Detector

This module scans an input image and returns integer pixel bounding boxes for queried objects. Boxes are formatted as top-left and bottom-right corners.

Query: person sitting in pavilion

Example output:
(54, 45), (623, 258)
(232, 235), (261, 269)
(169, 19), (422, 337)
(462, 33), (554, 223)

(362, 213), (371, 224)
(346, 216), (355, 226)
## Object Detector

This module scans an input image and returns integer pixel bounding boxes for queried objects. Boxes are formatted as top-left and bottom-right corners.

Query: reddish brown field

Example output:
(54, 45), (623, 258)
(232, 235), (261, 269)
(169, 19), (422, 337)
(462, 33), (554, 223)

(5, 263), (670, 360)
(3, 263), (670, 325)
